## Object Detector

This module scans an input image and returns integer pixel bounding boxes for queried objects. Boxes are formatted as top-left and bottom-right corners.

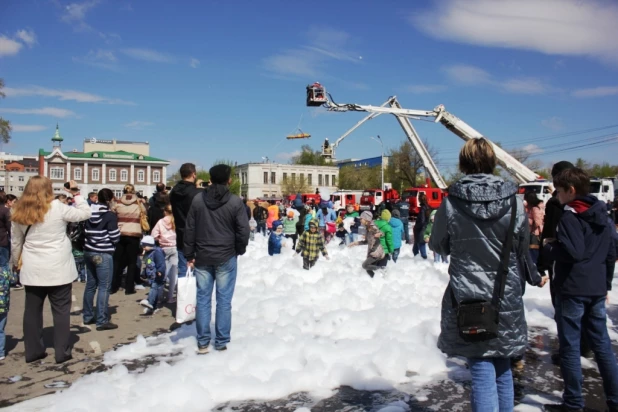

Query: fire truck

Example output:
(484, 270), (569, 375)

(402, 179), (447, 216)
(330, 190), (363, 211)
(359, 187), (400, 211)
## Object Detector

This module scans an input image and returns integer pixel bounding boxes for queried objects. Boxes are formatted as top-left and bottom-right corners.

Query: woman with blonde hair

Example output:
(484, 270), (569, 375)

(151, 204), (178, 303)
(112, 184), (146, 295)
(11, 177), (91, 364)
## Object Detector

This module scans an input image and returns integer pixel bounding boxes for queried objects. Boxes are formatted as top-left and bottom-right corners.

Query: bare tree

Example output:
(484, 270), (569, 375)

(281, 176), (311, 196)
(0, 79), (11, 144)
(386, 140), (440, 190)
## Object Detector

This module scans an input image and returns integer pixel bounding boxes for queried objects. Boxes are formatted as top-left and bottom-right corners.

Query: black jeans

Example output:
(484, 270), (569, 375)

(23, 283), (72, 363)
(303, 258), (316, 270)
(285, 234), (298, 249)
(113, 236), (141, 293)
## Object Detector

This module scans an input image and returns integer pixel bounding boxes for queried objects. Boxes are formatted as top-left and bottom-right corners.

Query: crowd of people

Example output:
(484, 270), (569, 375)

(0, 142), (617, 412)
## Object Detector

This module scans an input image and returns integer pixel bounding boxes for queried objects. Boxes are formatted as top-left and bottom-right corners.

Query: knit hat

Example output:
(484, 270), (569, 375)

(272, 220), (283, 230)
(287, 211), (295, 218)
(209, 164), (232, 184)
(551, 161), (574, 178)
(141, 235), (155, 247)
(360, 211), (373, 222)
(381, 209), (391, 222)
(392, 209), (400, 218)
(308, 218), (319, 228)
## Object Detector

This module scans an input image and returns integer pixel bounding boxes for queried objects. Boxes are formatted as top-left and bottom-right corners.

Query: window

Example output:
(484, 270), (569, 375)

(74, 168), (82, 181)
(308, 174), (312, 185)
(264, 172), (268, 184)
(9, 186), (13, 191)
(137, 170), (145, 182)
(121, 170), (128, 182)
(332, 175), (336, 186)
(18, 186), (24, 192)
(92, 168), (100, 181)
(114, 190), (123, 199)
(432, 191), (439, 200)
(18, 176), (24, 182)
(291, 173), (296, 183)
(325, 175), (329, 186)
(50, 167), (64, 180)
(153, 171), (161, 183)
(270, 172), (276, 184)
(300, 173), (304, 183)
(283, 173), (288, 182)
(109, 169), (117, 182)
(318, 174), (323, 186)
(9, 175), (14, 181)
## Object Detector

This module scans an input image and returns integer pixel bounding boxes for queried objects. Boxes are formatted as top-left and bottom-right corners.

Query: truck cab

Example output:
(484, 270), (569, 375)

(330, 190), (363, 212)
(589, 178), (615, 204)
(402, 187), (447, 216)
(360, 188), (399, 211)
(517, 180), (553, 204)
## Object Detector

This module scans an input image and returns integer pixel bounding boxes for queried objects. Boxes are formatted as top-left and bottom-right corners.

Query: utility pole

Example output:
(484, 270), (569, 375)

(370, 135), (384, 190)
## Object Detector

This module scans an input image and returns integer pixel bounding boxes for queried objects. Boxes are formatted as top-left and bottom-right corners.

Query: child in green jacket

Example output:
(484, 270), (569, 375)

(374, 210), (394, 266)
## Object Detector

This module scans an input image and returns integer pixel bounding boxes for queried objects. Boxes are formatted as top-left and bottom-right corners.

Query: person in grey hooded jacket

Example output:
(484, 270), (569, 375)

(430, 138), (545, 412)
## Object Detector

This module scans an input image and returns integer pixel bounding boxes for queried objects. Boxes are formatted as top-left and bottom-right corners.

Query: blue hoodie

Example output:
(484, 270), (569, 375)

(545, 195), (617, 296)
(293, 193), (303, 208)
(389, 216), (404, 250)
(143, 247), (166, 284)
(316, 208), (336, 228)
(268, 220), (284, 255)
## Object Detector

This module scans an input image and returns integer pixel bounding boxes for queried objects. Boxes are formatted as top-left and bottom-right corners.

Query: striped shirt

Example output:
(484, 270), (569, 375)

(85, 204), (121, 253)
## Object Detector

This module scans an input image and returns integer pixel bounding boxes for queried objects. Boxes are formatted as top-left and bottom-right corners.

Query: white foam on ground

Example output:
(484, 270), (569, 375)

(9, 234), (618, 411)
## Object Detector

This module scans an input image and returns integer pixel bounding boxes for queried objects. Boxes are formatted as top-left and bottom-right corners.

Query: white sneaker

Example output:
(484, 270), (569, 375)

(139, 299), (153, 309)
(0, 356), (5, 361)
(135, 285), (145, 290)
(197, 346), (209, 355)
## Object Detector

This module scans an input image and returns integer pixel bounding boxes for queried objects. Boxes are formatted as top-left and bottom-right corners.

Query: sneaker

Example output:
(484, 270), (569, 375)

(135, 284), (145, 290)
(79, 279), (86, 283)
(215, 346), (227, 352)
(12, 283), (24, 290)
(139, 299), (153, 310)
(366, 270), (375, 278)
(197, 346), (209, 355)
(83, 319), (96, 325)
(0, 356), (5, 361)
(543, 404), (583, 412)
(96, 322), (118, 331)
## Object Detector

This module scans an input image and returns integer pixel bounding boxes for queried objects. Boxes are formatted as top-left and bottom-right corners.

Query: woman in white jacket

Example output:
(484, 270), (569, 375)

(11, 177), (91, 364)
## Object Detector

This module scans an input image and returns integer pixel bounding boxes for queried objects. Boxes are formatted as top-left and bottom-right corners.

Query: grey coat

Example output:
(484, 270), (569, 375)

(430, 174), (533, 359)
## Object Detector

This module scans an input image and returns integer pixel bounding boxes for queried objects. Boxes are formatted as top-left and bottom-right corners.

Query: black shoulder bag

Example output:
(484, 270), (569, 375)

(455, 197), (518, 342)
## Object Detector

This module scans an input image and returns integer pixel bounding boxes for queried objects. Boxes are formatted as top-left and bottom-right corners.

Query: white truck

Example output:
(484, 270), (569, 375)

(589, 178), (615, 203)
(517, 180), (553, 204)
(330, 190), (363, 212)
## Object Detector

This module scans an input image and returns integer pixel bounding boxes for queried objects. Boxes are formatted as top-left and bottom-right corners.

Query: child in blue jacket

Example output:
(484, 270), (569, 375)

(268, 220), (284, 256)
(389, 210), (404, 262)
(139, 236), (166, 314)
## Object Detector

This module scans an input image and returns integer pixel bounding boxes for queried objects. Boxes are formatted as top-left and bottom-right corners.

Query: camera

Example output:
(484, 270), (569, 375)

(200, 181), (209, 188)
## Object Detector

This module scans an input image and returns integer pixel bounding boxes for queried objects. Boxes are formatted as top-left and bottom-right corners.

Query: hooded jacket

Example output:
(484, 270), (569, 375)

(375, 218), (394, 254)
(85, 203), (120, 253)
(429, 174), (532, 359)
(544, 195), (616, 295)
(268, 220), (284, 255)
(184, 184), (250, 266)
(537, 194), (563, 272)
(389, 216), (404, 250)
(293, 193), (304, 208)
(151, 215), (176, 248)
(359, 220), (385, 259)
(115, 194), (146, 238)
(296, 219), (328, 260)
(170, 180), (202, 250)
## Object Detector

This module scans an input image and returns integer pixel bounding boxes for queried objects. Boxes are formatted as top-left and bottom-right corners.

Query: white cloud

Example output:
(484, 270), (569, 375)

(3, 86), (135, 105)
(404, 84), (447, 94)
(443, 64), (551, 95)
(409, 0), (618, 65)
(61, 0), (100, 31)
(11, 124), (47, 132)
(263, 27), (361, 77)
(190, 58), (200, 69)
(276, 150), (302, 161)
(15, 29), (37, 47)
(73, 49), (119, 71)
(522, 144), (543, 155)
(541, 116), (564, 131)
(0, 107), (77, 118)
(0, 35), (23, 57)
(571, 86), (618, 98)
(120, 48), (175, 63)
(125, 120), (154, 129)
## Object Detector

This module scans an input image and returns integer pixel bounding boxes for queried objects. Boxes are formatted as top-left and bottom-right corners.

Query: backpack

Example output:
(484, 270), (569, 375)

(68, 221), (86, 251)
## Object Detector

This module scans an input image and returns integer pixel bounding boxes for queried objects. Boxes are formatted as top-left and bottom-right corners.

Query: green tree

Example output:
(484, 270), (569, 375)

(0, 79), (11, 144)
(281, 176), (311, 196)
(292, 145), (327, 166)
(338, 165), (381, 190)
(211, 159), (240, 195)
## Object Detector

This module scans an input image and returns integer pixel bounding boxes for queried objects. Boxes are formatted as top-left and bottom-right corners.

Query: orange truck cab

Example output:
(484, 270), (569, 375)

(360, 188), (400, 211)
(402, 179), (447, 216)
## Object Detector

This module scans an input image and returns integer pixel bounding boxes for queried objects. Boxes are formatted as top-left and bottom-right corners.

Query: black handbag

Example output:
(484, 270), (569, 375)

(453, 197), (518, 342)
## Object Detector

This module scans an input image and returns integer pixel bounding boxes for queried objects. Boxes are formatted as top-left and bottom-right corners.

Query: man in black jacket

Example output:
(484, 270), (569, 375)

(252, 200), (268, 236)
(170, 163), (202, 279)
(185, 164), (249, 354)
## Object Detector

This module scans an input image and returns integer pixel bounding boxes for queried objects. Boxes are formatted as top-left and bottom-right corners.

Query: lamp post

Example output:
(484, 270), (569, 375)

(370, 135), (384, 190)
(262, 156), (271, 197)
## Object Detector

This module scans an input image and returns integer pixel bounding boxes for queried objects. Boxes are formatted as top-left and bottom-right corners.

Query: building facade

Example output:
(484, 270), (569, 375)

(38, 126), (169, 199)
(236, 162), (340, 199)
(83, 138), (150, 156)
(0, 157), (40, 196)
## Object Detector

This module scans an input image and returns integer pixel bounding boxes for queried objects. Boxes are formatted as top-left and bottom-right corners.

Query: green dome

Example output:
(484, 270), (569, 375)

(52, 124), (63, 142)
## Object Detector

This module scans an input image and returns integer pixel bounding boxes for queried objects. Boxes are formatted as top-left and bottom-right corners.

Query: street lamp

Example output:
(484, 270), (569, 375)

(370, 135), (384, 190)
(262, 156), (271, 196)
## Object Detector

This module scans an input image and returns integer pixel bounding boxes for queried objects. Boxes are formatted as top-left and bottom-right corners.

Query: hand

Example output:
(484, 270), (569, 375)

(543, 237), (556, 247)
(12, 266), (18, 274)
(64, 180), (79, 194)
(538, 275), (549, 288)
(187, 259), (195, 270)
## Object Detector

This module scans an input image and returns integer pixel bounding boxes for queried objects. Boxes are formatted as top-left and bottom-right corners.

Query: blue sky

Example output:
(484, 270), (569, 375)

(1, 0), (617, 176)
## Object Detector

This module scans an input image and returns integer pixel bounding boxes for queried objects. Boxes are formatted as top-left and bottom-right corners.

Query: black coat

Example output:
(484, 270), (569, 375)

(170, 181), (202, 249)
(537, 193), (562, 272)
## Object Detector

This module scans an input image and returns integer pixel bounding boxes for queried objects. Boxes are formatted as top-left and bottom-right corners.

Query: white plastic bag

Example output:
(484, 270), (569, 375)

(176, 268), (196, 323)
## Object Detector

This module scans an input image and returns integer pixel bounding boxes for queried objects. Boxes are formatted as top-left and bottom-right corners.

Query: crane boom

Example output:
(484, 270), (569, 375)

(306, 83), (540, 184)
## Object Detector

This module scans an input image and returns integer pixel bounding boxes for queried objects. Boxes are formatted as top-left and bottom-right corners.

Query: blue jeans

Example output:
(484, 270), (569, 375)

(256, 221), (267, 236)
(392, 248), (401, 263)
(147, 277), (165, 307)
(467, 357), (513, 412)
(413, 241), (427, 259)
(83, 252), (113, 327)
(434, 253), (449, 263)
(0, 247), (9, 277)
(555, 294), (618, 409)
(177, 248), (187, 279)
(195, 256), (238, 349)
(75, 256), (86, 282)
(0, 313), (6, 357)
(402, 218), (410, 243)
(345, 232), (358, 246)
